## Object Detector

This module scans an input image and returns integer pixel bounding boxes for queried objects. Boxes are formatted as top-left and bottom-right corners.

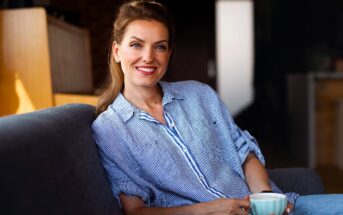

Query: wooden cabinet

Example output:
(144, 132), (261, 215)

(315, 78), (343, 166)
(0, 8), (97, 117)
(0, 8), (53, 116)
(288, 73), (343, 168)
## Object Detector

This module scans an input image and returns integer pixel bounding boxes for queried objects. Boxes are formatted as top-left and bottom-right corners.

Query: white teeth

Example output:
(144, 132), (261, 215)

(137, 67), (155, 73)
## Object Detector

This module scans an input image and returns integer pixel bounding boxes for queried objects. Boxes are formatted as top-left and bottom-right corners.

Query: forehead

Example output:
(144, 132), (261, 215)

(123, 19), (169, 42)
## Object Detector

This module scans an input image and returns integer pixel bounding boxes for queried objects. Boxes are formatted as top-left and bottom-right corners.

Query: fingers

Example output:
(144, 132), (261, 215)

(235, 198), (250, 215)
(240, 196), (251, 210)
(238, 207), (249, 215)
(283, 202), (294, 215)
(237, 198), (251, 210)
(221, 198), (250, 215)
(207, 198), (250, 215)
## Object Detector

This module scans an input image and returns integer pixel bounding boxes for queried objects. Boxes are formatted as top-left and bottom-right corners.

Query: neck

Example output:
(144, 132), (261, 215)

(123, 85), (163, 109)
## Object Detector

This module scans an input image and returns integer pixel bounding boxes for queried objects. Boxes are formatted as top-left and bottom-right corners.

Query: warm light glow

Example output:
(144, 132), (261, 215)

(15, 76), (35, 113)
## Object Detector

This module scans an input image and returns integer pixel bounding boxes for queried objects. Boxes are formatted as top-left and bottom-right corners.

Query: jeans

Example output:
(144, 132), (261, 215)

(293, 194), (343, 215)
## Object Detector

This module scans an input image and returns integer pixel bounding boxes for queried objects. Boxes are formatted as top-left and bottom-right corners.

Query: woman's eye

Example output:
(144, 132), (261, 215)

(156, 45), (167, 51)
(130, 43), (141, 48)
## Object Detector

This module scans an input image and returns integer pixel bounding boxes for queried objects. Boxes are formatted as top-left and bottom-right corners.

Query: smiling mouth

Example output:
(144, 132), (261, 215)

(136, 66), (157, 75)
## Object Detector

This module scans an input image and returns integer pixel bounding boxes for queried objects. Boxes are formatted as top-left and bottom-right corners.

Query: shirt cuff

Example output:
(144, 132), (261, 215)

(111, 180), (151, 206)
(284, 192), (299, 205)
(235, 129), (265, 166)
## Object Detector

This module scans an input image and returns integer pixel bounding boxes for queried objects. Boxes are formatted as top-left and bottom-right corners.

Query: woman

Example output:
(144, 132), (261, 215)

(92, 1), (341, 215)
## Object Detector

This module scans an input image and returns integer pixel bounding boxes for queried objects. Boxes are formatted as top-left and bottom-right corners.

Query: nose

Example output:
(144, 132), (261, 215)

(142, 47), (153, 63)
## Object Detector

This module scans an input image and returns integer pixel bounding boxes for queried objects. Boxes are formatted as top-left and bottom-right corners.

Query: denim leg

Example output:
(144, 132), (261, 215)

(294, 194), (343, 215)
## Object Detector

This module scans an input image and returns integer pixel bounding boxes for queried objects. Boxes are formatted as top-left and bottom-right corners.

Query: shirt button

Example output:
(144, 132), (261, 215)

(199, 176), (205, 181)
(182, 148), (187, 152)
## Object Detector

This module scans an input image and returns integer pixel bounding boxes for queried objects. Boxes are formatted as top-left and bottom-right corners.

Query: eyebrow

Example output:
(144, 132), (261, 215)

(130, 36), (169, 44)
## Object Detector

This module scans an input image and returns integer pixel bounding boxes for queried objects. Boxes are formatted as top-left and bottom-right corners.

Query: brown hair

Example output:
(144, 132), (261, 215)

(96, 0), (175, 115)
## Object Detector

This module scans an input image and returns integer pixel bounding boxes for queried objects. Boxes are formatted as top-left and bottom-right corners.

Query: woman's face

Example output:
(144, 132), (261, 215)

(113, 19), (171, 91)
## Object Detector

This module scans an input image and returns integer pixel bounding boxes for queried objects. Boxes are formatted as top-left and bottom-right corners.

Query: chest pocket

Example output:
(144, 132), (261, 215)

(188, 116), (226, 163)
(189, 115), (217, 141)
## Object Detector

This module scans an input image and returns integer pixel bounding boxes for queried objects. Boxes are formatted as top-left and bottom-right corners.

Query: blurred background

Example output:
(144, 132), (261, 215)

(1, 0), (343, 193)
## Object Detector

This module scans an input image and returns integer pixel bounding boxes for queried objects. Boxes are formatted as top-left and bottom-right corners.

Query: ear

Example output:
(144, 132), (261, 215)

(112, 41), (120, 63)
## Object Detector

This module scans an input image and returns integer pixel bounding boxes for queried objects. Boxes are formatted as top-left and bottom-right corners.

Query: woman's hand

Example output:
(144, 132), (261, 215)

(120, 193), (250, 215)
(194, 197), (250, 215)
(283, 202), (293, 215)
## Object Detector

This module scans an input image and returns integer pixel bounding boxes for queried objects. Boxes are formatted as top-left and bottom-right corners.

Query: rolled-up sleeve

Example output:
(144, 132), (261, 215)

(100, 151), (151, 205)
(216, 95), (265, 166)
(233, 128), (265, 166)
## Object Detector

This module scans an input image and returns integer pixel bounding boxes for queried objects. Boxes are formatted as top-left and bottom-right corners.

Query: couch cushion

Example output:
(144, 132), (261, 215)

(268, 168), (325, 195)
(0, 104), (121, 215)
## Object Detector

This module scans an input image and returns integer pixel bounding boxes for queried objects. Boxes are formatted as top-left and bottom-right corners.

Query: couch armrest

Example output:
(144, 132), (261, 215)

(0, 104), (120, 215)
(268, 168), (325, 195)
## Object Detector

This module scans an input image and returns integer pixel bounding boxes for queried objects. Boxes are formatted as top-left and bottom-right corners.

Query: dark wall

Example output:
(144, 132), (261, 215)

(160, 0), (216, 88)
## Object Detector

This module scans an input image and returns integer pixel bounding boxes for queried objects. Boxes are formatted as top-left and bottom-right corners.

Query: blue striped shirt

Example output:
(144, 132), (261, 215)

(91, 80), (298, 207)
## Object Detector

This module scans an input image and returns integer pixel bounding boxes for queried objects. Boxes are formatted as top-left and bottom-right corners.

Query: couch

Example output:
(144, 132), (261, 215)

(0, 104), (325, 215)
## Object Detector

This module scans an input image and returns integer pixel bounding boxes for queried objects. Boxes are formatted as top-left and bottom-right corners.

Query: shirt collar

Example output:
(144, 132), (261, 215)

(110, 93), (135, 123)
(111, 81), (185, 123)
(159, 81), (185, 106)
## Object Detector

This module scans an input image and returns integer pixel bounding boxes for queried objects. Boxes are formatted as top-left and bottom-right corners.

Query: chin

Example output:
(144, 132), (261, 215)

(135, 81), (159, 89)
(136, 78), (161, 87)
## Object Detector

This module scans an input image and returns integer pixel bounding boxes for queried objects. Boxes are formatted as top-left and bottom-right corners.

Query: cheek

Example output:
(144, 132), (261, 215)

(120, 57), (140, 74)
(159, 54), (170, 66)
(120, 49), (140, 64)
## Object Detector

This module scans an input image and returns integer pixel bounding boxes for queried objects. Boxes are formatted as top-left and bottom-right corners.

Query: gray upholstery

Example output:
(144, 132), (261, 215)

(0, 104), (324, 214)
(268, 168), (325, 195)
(0, 104), (120, 215)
